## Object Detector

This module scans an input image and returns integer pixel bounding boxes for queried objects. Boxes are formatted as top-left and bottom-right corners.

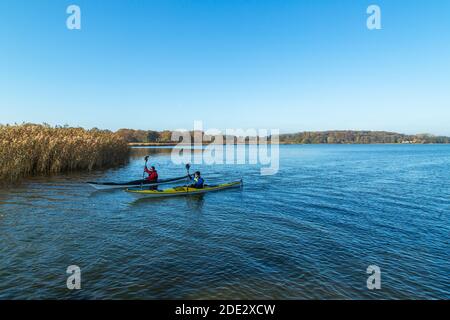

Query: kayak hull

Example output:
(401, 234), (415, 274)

(125, 180), (242, 198)
(87, 175), (189, 190)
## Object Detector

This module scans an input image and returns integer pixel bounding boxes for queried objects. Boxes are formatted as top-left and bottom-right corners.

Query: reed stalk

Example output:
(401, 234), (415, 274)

(0, 124), (129, 183)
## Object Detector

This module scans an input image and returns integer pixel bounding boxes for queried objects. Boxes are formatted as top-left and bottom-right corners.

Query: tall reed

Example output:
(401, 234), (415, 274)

(0, 124), (129, 183)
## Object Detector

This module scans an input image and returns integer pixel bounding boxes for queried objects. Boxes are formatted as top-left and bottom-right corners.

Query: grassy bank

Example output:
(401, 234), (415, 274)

(0, 124), (129, 183)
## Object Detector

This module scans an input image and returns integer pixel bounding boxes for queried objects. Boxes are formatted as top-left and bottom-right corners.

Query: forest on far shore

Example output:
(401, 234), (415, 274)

(116, 129), (450, 144)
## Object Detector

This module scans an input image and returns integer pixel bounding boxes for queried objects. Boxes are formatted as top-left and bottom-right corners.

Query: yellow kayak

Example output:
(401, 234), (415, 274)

(125, 180), (243, 198)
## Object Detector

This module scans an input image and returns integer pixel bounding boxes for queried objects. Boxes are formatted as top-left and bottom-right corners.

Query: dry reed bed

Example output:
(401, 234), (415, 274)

(0, 124), (129, 183)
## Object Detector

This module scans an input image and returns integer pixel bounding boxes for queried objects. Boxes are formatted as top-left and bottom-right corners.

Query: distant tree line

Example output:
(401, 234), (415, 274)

(116, 129), (174, 143)
(278, 131), (450, 144)
(116, 129), (261, 144)
(115, 129), (450, 144)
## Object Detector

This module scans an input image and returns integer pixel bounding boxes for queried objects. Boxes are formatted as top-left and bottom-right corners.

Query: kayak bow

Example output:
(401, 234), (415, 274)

(125, 180), (243, 198)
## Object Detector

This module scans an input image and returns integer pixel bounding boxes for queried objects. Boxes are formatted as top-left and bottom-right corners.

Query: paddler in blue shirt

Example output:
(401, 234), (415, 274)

(189, 171), (205, 189)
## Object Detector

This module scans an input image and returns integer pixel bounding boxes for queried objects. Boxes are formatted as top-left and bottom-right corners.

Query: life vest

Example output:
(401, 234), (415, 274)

(145, 167), (158, 181)
(193, 176), (204, 188)
(148, 171), (158, 181)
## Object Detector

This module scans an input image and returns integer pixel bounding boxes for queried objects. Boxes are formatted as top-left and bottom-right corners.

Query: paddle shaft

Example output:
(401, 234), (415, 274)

(142, 156), (150, 182)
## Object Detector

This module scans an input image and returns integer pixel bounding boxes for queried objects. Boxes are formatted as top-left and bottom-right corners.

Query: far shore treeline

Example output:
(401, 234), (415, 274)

(116, 128), (450, 145)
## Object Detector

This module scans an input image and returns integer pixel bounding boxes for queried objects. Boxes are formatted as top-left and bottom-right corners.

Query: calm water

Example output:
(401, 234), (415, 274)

(0, 145), (449, 299)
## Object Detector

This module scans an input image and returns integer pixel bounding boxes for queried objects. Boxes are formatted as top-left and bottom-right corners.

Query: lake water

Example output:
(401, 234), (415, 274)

(0, 145), (449, 299)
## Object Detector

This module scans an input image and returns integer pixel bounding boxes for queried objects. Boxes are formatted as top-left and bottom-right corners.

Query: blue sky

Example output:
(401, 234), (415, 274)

(1, 0), (450, 134)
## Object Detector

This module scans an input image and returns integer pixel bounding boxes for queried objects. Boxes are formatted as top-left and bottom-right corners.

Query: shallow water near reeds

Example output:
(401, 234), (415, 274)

(0, 145), (449, 299)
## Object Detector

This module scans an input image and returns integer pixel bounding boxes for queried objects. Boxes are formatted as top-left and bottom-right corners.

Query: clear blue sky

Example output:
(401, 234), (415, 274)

(1, 0), (450, 134)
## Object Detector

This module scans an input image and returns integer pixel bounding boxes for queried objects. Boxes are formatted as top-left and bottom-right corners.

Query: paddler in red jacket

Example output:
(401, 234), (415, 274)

(144, 165), (158, 190)
(144, 165), (158, 182)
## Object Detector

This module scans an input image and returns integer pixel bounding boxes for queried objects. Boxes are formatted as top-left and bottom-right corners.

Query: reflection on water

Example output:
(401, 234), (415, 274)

(130, 146), (207, 160)
(185, 195), (205, 212)
(130, 194), (206, 212)
(0, 145), (449, 299)
(130, 147), (174, 159)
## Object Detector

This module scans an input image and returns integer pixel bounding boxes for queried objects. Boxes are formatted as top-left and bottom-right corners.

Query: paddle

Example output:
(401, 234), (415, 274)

(185, 163), (191, 177)
(142, 155), (150, 180)
(185, 163), (191, 192)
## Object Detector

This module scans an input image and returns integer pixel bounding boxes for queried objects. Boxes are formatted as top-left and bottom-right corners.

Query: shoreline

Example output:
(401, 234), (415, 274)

(128, 142), (450, 147)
